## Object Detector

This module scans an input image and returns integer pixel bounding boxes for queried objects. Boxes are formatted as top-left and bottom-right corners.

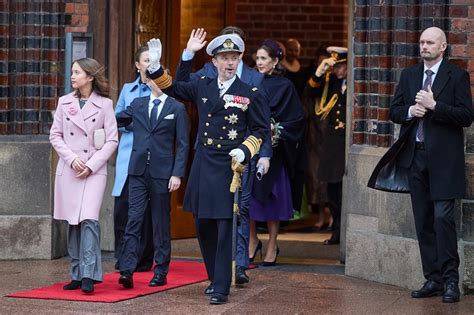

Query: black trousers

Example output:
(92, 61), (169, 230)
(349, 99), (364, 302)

(114, 178), (154, 270)
(119, 167), (171, 276)
(408, 146), (459, 284)
(327, 181), (342, 242)
(195, 217), (233, 296)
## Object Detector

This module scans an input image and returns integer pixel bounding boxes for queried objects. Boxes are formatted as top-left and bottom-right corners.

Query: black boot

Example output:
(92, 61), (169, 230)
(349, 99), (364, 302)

(81, 278), (94, 293)
(63, 280), (81, 290)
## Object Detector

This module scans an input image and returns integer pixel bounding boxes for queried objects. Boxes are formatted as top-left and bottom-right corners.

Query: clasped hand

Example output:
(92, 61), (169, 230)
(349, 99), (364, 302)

(71, 158), (91, 178)
(410, 85), (436, 118)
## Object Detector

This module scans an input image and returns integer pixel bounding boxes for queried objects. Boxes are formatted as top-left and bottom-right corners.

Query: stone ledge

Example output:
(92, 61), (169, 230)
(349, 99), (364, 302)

(345, 229), (424, 290)
(0, 215), (67, 260)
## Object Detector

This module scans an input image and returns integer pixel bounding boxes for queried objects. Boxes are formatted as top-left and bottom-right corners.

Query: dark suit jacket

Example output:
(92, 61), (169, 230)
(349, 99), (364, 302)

(116, 96), (189, 181)
(387, 59), (473, 199)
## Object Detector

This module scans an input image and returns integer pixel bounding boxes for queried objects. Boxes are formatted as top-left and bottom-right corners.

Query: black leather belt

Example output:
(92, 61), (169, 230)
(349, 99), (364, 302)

(415, 142), (425, 150)
(200, 137), (243, 146)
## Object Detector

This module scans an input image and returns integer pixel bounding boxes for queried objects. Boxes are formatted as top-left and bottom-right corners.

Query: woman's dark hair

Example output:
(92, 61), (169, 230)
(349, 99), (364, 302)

(73, 58), (109, 98)
(134, 46), (149, 79)
(134, 46), (149, 63)
(258, 39), (284, 75)
(259, 39), (284, 61)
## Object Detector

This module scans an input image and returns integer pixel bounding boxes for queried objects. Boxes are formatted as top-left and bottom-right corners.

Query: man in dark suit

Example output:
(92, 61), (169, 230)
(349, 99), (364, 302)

(390, 27), (473, 303)
(173, 27), (269, 285)
(148, 34), (268, 304)
(116, 79), (189, 288)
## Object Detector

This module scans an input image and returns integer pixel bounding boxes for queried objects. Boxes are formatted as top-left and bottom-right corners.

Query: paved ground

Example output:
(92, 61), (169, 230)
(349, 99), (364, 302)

(1, 253), (473, 314)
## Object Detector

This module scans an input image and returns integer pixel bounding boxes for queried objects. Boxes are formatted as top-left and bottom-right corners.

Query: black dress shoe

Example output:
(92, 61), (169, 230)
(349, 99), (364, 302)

(204, 283), (214, 295)
(210, 293), (228, 305)
(81, 278), (94, 293)
(411, 280), (443, 298)
(442, 282), (460, 303)
(119, 272), (134, 289)
(63, 280), (81, 290)
(149, 274), (167, 287)
(235, 266), (249, 284)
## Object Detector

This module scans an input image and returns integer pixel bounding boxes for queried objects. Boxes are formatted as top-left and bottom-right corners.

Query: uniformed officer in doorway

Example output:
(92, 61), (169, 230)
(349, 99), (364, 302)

(305, 46), (348, 246)
(147, 34), (269, 304)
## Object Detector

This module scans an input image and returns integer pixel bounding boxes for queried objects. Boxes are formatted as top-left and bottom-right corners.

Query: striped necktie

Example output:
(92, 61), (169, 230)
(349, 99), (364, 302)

(415, 69), (434, 142)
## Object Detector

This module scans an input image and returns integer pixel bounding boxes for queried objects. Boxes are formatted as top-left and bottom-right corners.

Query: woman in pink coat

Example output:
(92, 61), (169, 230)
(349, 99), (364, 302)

(49, 58), (118, 293)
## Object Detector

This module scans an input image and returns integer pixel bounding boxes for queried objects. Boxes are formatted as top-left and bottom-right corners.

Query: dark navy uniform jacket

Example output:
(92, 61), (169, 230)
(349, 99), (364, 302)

(165, 66), (269, 219)
(176, 59), (271, 158)
(306, 73), (346, 183)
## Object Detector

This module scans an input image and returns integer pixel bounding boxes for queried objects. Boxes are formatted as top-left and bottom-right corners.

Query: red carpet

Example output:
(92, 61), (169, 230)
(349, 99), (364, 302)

(7, 260), (208, 303)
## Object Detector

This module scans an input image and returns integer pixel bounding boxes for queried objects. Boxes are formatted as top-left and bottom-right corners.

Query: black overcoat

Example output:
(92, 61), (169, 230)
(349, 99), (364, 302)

(369, 59), (473, 199)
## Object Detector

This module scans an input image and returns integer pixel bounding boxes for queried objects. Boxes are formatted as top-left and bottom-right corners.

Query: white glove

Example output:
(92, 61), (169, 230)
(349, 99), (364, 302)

(229, 148), (245, 163)
(147, 38), (162, 73)
(315, 57), (336, 77)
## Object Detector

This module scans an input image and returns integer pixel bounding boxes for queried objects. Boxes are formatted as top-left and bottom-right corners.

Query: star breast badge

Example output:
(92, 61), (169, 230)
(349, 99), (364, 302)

(227, 129), (238, 140)
(227, 113), (239, 124)
(202, 97), (208, 103)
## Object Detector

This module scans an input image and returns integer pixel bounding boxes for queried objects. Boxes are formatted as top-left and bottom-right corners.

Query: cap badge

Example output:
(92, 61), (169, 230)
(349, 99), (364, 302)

(223, 39), (234, 49)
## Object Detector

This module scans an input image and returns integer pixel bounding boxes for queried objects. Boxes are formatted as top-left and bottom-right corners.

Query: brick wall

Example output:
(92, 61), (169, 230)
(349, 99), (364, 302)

(234, 0), (348, 66)
(353, 1), (474, 147)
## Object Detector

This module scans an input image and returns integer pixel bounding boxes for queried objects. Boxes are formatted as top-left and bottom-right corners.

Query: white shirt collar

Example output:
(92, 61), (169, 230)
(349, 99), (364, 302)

(218, 75), (237, 94)
(424, 59), (442, 75)
(150, 92), (168, 104)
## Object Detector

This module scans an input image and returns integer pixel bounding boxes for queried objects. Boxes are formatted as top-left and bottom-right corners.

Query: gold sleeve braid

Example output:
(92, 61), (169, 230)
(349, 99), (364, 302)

(308, 76), (321, 88)
(241, 135), (262, 159)
(152, 71), (173, 90)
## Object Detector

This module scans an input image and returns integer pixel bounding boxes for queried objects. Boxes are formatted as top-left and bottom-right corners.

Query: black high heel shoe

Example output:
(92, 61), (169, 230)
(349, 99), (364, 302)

(262, 247), (280, 267)
(249, 240), (263, 263)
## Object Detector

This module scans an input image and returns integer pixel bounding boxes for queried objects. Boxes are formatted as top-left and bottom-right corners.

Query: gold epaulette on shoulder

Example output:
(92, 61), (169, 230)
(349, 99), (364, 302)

(153, 72), (172, 89)
(252, 87), (258, 92)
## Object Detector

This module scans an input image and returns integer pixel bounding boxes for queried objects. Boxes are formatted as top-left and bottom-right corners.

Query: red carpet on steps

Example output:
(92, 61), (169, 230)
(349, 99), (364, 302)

(6, 260), (208, 303)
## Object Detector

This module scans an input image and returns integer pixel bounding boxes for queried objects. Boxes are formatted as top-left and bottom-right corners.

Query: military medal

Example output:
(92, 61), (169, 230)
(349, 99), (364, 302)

(223, 94), (250, 111)
(226, 113), (239, 124)
(227, 129), (238, 140)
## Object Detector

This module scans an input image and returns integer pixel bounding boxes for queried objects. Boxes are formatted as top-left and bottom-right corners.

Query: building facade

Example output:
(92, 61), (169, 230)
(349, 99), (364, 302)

(1, 0), (473, 292)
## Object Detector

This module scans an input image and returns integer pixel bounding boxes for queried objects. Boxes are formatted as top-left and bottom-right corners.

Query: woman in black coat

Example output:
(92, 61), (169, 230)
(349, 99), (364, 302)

(248, 40), (305, 265)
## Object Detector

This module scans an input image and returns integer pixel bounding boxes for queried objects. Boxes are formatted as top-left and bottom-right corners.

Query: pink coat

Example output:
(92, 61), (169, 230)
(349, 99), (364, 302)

(50, 91), (118, 225)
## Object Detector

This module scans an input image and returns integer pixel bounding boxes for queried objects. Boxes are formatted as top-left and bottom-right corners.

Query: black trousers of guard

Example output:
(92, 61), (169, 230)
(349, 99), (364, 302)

(408, 145), (459, 284)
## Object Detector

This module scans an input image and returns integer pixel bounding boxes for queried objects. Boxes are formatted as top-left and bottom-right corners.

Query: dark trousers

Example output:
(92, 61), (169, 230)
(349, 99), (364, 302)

(119, 167), (171, 276)
(408, 147), (459, 284)
(114, 178), (154, 270)
(195, 217), (233, 296)
(327, 181), (342, 242)
(236, 161), (254, 269)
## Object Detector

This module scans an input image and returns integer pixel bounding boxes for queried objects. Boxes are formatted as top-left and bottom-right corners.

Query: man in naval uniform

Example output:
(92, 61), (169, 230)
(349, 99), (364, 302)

(305, 46), (348, 246)
(148, 34), (268, 304)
